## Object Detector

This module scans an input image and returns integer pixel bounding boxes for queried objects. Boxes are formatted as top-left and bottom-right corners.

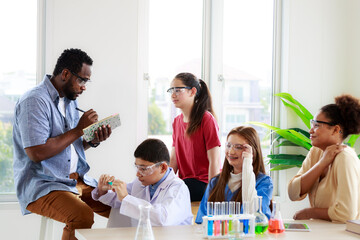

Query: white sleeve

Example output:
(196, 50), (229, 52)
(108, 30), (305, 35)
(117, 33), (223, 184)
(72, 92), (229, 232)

(119, 182), (192, 226)
(242, 155), (257, 211)
(91, 181), (134, 209)
(92, 187), (121, 208)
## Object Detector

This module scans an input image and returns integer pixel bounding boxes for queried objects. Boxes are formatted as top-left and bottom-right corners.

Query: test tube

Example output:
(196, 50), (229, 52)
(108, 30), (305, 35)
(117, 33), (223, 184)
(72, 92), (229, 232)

(236, 202), (241, 215)
(221, 201), (228, 235)
(207, 202), (214, 236)
(235, 202), (243, 236)
(228, 201), (235, 233)
(214, 202), (221, 236)
(242, 201), (250, 234)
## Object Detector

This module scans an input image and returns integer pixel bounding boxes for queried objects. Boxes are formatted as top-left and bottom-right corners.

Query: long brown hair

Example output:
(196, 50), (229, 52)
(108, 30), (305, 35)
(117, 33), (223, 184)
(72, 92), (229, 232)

(174, 72), (216, 136)
(208, 126), (265, 202)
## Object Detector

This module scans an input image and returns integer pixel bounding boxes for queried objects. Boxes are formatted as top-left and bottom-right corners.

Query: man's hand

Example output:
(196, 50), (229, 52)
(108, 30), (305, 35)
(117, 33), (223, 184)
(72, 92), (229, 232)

(91, 124), (112, 144)
(76, 109), (98, 131)
(112, 179), (128, 201)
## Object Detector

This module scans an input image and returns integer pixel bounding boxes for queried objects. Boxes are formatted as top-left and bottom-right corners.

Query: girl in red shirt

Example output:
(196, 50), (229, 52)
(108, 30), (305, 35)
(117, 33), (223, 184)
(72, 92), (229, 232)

(168, 72), (221, 201)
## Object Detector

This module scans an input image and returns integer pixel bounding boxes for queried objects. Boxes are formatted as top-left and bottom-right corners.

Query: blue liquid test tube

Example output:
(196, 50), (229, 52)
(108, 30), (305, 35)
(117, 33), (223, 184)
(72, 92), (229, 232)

(243, 201), (251, 234)
(207, 202), (214, 236)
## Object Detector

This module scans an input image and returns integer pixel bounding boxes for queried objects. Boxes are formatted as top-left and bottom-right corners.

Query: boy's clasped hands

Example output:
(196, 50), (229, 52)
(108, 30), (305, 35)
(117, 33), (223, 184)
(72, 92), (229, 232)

(98, 174), (129, 201)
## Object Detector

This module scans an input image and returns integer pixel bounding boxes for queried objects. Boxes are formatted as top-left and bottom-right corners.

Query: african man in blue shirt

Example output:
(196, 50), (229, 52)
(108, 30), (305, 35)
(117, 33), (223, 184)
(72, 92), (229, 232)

(13, 48), (113, 240)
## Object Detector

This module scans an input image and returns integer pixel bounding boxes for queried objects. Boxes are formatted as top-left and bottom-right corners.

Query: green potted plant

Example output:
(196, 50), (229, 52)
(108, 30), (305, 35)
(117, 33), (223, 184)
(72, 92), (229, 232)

(249, 93), (360, 171)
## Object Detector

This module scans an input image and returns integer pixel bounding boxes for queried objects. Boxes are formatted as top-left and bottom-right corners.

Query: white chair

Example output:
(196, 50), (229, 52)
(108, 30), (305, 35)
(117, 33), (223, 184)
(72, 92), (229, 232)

(39, 216), (54, 240)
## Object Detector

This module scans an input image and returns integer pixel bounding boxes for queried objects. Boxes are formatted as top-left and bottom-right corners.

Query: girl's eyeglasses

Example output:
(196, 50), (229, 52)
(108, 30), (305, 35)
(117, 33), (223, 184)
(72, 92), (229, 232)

(166, 87), (192, 95)
(134, 162), (164, 176)
(225, 142), (245, 152)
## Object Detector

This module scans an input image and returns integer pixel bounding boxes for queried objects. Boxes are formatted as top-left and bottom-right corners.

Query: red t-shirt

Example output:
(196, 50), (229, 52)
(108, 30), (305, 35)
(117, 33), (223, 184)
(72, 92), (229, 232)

(172, 111), (221, 183)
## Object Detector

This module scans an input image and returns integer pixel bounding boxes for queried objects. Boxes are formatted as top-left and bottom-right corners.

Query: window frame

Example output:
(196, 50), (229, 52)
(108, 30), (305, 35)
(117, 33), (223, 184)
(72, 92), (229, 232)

(0, 0), (46, 202)
(144, 0), (282, 196)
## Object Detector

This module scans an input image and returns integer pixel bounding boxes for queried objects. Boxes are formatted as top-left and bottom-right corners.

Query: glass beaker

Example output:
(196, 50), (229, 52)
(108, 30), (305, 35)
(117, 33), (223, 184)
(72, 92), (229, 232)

(268, 201), (285, 233)
(254, 196), (268, 234)
(134, 205), (155, 240)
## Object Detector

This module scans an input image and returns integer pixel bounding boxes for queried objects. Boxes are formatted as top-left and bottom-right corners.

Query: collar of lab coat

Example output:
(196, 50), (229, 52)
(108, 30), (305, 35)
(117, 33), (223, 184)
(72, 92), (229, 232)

(139, 167), (177, 201)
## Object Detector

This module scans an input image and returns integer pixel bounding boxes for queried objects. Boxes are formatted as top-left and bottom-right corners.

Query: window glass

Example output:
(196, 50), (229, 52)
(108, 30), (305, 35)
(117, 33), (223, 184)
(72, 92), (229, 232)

(221, 0), (274, 162)
(148, 0), (203, 149)
(0, 0), (37, 193)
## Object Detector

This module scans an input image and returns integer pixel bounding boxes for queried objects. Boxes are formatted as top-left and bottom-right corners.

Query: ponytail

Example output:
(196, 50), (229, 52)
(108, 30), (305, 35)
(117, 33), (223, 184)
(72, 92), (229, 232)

(174, 72), (216, 136)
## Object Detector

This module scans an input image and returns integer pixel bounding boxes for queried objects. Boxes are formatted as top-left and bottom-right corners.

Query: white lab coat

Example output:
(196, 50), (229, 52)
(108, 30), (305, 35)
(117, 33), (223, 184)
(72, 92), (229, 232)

(92, 168), (193, 227)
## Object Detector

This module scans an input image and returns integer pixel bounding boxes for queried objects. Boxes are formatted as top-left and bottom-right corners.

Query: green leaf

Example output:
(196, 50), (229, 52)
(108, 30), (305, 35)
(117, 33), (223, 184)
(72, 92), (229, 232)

(270, 165), (298, 171)
(275, 93), (313, 120)
(280, 99), (311, 129)
(289, 128), (310, 138)
(269, 159), (303, 167)
(276, 140), (299, 147)
(274, 129), (312, 150)
(248, 122), (312, 150)
(248, 121), (280, 131)
(267, 153), (306, 161)
(288, 129), (311, 144)
(267, 154), (305, 168)
(347, 134), (360, 148)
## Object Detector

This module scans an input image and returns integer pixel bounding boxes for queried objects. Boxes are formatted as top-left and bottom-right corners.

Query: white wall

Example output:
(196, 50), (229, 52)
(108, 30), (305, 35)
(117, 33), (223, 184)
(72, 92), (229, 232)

(3, 0), (142, 239)
(278, 0), (360, 218)
(44, 0), (144, 182)
(2, 0), (360, 239)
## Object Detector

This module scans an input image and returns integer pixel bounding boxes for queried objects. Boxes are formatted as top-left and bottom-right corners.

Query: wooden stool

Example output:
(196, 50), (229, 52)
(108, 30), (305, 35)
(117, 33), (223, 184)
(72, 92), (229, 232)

(191, 201), (201, 224)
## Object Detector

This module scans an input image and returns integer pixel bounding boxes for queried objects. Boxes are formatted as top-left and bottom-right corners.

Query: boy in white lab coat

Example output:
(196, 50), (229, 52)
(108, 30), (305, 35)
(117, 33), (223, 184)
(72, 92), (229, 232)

(91, 138), (193, 227)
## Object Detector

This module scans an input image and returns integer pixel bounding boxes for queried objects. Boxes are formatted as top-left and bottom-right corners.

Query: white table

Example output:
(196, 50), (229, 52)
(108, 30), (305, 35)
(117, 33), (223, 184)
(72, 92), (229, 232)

(75, 219), (359, 240)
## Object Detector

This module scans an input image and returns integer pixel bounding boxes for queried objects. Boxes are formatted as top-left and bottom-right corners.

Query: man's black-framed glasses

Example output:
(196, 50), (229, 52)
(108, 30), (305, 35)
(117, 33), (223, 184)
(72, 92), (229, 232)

(70, 71), (91, 87)
(166, 86), (192, 95)
(310, 119), (336, 128)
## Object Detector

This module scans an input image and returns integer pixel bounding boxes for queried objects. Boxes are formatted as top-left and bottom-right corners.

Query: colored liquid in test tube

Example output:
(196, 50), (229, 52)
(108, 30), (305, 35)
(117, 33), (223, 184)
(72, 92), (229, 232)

(221, 201), (228, 235)
(228, 201), (235, 234)
(214, 202), (221, 236)
(242, 201), (251, 234)
(207, 202), (214, 236)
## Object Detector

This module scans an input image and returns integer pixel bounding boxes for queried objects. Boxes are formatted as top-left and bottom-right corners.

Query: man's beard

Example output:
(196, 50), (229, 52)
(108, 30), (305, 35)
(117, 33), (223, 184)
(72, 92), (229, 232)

(63, 82), (78, 100)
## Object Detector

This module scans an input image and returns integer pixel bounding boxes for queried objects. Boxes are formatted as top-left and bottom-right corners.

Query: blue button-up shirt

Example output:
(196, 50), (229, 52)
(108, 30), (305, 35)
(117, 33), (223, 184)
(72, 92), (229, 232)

(13, 75), (97, 215)
(149, 167), (171, 199)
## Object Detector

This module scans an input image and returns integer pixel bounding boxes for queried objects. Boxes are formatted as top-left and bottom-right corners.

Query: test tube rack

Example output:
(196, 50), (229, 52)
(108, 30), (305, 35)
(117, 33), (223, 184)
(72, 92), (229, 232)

(202, 214), (255, 239)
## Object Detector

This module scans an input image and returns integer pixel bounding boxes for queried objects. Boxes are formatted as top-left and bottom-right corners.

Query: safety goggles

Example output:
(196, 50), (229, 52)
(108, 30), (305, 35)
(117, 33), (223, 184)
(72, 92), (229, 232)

(134, 162), (164, 176)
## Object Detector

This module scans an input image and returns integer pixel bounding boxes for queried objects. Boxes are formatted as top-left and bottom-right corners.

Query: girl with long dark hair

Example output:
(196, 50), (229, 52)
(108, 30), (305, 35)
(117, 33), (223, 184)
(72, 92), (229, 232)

(168, 72), (221, 201)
